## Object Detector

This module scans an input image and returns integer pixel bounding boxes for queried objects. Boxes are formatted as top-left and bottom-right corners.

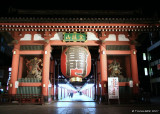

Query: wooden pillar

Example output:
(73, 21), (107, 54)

(90, 88), (91, 98)
(9, 44), (20, 95)
(88, 89), (89, 97)
(94, 61), (97, 100)
(64, 88), (65, 98)
(61, 88), (62, 99)
(99, 45), (107, 82)
(130, 45), (139, 94)
(50, 60), (54, 82)
(97, 61), (100, 98)
(42, 43), (51, 101)
(125, 56), (131, 78)
(18, 56), (23, 79)
(50, 60), (55, 98)
(55, 83), (58, 100)
(101, 81), (107, 96)
(99, 45), (107, 96)
(51, 85), (54, 100)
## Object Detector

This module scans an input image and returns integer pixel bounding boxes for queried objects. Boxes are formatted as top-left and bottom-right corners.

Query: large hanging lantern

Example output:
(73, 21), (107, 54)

(61, 46), (91, 82)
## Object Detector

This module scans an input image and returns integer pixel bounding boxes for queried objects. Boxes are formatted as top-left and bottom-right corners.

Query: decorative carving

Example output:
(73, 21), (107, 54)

(26, 57), (43, 80)
(108, 60), (123, 78)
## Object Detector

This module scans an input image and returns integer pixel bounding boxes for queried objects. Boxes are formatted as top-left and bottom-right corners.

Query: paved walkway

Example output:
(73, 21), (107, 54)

(59, 93), (94, 102)
(0, 101), (160, 114)
(0, 95), (160, 114)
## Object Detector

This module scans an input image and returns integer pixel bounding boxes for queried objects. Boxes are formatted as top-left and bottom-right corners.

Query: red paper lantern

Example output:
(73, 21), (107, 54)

(61, 46), (91, 81)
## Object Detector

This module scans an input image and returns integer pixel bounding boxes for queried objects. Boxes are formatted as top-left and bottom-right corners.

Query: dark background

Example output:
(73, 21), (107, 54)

(0, 0), (160, 16)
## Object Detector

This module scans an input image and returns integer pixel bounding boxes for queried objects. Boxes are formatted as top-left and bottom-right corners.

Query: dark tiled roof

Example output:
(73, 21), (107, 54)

(0, 9), (159, 23)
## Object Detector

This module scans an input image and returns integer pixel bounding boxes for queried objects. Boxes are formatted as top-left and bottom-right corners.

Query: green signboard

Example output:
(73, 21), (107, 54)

(64, 33), (86, 42)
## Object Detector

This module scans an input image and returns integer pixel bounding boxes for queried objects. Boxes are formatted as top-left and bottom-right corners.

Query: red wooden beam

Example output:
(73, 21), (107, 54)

(19, 50), (43, 55)
(19, 83), (42, 86)
(19, 41), (45, 45)
(104, 41), (130, 45)
(19, 41), (130, 46)
(106, 50), (131, 55)
(119, 82), (129, 86)
(50, 40), (100, 46)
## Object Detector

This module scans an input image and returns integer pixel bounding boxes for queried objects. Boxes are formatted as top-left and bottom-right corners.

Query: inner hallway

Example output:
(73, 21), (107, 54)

(59, 92), (94, 101)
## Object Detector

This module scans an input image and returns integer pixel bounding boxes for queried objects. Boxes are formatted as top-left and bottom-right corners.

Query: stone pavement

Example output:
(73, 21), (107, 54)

(0, 102), (160, 114)
(0, 93), (160, 114)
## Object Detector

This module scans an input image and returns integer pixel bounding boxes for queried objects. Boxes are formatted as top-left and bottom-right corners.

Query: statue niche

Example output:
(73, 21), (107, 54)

(26, 57), (43, 80)
(108, 60), (123, 78)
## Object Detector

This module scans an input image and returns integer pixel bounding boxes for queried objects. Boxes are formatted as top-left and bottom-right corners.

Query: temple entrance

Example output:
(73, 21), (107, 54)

(14, 44), (135, 103)
(51, 46), (99, 101)
(5, 28), (140, 103)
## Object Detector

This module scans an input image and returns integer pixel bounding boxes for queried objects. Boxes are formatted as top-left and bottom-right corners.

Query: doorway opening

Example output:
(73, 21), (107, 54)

(50, 46), (99, 101)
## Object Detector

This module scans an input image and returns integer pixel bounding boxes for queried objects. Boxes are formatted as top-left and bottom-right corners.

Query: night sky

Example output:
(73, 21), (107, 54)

(0, 0), (160, 11)
(0, 0), (159, 18)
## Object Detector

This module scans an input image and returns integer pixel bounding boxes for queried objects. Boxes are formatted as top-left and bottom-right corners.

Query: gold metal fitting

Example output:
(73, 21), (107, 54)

(69, 77), (82, 82)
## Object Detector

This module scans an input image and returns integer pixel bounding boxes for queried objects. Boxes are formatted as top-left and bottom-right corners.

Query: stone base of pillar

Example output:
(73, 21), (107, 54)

(51, 95), (55, 100)
(43, 96), (48, 102)
(55, 95), (58, 100)
(97, 95), (107, 104)
(94, 94), (97, 101)
(133, 86), (139, 94)
(96, 95), (100, 101)
(101, 95), (107, 102)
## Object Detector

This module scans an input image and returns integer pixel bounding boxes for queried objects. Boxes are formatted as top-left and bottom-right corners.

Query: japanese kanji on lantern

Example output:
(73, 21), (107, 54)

(61, 46), (91, 82)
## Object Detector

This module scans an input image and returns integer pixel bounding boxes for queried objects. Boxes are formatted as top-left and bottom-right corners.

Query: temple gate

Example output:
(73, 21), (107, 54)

(0, 20), (159, 102)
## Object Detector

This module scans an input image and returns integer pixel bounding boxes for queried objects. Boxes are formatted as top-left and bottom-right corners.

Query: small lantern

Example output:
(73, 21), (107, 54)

(129, 80), (133, 87)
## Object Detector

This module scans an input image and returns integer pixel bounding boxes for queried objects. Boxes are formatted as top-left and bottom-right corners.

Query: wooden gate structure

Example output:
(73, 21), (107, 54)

(0, 13), (160, 102)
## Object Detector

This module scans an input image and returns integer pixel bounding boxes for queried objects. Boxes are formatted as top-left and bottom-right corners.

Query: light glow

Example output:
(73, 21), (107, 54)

(143, 53), (146, 60)
(144, 68), (148, 76)
(80, 83), (94, 91)
(58, 84), (77, 91)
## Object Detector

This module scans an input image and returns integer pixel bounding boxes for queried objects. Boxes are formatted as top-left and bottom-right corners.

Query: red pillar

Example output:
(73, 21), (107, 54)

(64, 88), (65, 98)
(97, 61), (100, 99)
(89, 88), (90, 98)
(50, 60), (55, 97)
(87, 89), (89, 97)
(55, 86), (58, 99)
(50, 60), (54, 81)
(90, 88), (91, 98)
(99, 45), (107, 96)
(125, 56), (131, 78)
(42, 43), (51, 99)
(61, 88), (62, 99)
(130, 45), (139, 94)
(99, 45), (107, 81)
(18, 56), (23, 79)
(9, 44), (20, 95)
(51, 85), (54, 100)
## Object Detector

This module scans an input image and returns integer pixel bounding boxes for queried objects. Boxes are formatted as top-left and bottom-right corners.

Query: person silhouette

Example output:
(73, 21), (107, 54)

(70, 91), (73, 98)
